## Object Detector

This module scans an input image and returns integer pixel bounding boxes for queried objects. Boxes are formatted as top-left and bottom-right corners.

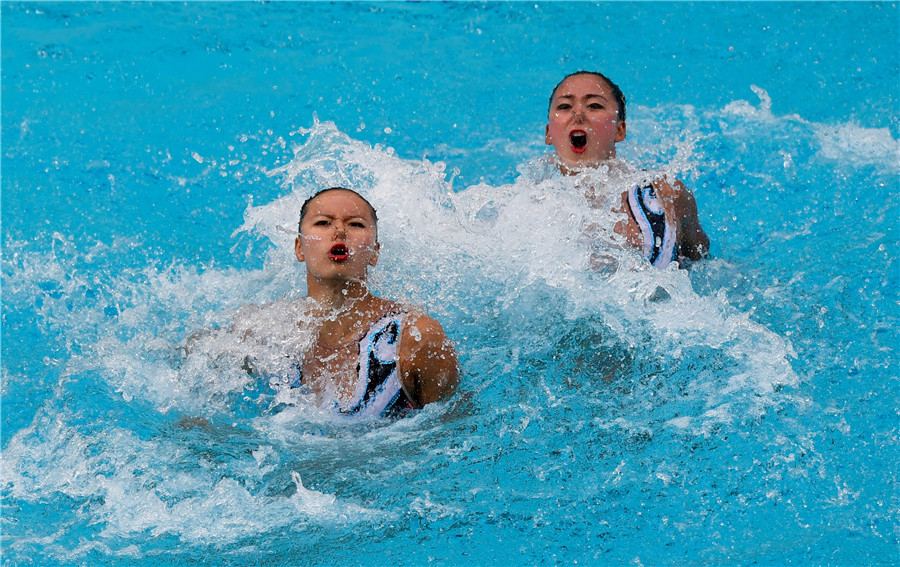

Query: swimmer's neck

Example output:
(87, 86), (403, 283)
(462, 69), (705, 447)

(306, 277), (372, 313)
(558, 155), (624, 176)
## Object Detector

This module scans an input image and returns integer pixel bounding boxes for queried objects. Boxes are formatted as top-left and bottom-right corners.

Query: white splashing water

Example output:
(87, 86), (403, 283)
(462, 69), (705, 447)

(2, 115), (812, 555)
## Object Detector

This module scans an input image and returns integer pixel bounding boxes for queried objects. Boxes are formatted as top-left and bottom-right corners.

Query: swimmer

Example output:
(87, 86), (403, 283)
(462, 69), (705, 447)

(545, 71), (710, 268)
(283, 187), (460, 418)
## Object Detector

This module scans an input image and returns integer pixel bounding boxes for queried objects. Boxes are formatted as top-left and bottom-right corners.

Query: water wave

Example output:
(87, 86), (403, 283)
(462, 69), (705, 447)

(4, 98), (894, 562)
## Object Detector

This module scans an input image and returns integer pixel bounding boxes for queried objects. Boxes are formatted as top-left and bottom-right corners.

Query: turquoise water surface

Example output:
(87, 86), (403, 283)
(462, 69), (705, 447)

(2, 2), (898, 565)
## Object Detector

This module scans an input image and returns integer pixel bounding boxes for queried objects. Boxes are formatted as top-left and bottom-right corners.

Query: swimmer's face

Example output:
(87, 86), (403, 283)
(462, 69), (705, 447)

(295, 190), (380, 282)
(545, 74), (626, 171)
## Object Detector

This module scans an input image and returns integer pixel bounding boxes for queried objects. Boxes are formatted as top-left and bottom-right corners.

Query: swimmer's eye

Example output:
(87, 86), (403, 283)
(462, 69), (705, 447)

(588, 103), (604, 110)
(349, 222), (367, 228)
(313, 220), (331, 226)
(555, 103), (572, 111)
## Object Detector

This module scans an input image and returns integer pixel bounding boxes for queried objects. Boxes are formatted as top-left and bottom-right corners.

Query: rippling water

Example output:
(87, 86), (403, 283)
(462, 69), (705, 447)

(2, 2), (897, 565)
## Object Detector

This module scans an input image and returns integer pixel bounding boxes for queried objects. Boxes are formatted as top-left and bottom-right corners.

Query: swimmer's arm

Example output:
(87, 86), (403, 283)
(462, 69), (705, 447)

(181, 305), (261, 372)
(653, 177), (710, 262)
(180, 327), (257, 375)
(399, 314), (460, 407)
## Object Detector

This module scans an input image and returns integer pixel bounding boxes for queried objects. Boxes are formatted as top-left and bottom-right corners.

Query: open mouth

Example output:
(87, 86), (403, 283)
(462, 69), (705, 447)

(328, 244), (350, 261)
(570, 130), (587, 153)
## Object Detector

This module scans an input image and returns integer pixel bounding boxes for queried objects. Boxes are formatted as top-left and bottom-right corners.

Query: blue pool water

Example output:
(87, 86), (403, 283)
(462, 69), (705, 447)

(2, 2), (898, 565)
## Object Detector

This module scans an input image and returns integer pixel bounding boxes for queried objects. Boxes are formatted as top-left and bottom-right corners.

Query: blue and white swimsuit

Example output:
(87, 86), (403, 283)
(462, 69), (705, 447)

(626, 184), (678, 269)
(290, 313), (416, 419)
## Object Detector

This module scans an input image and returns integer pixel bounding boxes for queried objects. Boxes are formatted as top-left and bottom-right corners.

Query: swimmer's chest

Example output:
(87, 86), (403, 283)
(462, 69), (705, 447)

(300, 342), (363, 403)
(298, 310), (404, 407)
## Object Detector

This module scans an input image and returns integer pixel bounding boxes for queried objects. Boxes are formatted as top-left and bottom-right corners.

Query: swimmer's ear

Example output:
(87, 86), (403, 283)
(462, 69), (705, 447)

(615, 120), (626, 143)
(294, 236), (305, 263)
(545, 124), (552, 145)
(369, 242), (380, 267)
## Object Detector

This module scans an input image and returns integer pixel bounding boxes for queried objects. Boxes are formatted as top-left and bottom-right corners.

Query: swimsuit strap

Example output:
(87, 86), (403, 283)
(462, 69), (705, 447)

(627, 184), (678, 268)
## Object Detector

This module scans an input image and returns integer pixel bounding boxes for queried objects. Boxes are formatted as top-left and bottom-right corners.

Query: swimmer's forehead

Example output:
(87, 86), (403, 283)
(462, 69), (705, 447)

(553, 92), (612, 101)
(302, 191), (376, 222)
(552, 75), (615, 101)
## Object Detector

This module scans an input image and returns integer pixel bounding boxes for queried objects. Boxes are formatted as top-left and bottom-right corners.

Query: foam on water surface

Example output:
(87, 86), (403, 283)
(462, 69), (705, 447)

(3, 115), (835, 561)
(2, 2), (898, 565)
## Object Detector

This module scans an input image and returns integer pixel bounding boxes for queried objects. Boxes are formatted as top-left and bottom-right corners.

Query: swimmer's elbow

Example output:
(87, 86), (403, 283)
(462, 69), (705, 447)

(413, 353), (460, 406)
(680, 232), (710, 264)
(441, 361), (462, 399)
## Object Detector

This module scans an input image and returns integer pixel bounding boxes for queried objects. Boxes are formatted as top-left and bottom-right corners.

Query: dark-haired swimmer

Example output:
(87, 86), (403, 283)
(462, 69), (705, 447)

(287, 187), (459, 418)
(546, 71), (709, 268)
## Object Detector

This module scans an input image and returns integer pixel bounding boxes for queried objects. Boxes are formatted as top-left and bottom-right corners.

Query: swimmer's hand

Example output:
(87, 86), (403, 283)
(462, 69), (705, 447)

(652, 176), (710, 262)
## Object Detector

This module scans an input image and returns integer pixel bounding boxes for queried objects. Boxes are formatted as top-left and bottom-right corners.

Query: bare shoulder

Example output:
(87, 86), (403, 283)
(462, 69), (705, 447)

(651, 176), (695, 209)
(397, 305), (459, 405)
(651, 175), (709, 261)
(402, 308), (451, 342)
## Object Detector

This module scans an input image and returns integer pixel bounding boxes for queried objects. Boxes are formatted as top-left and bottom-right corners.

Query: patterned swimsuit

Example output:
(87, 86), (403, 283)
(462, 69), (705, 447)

(626, 184), (679, 268)
(290, 313), (417, 419)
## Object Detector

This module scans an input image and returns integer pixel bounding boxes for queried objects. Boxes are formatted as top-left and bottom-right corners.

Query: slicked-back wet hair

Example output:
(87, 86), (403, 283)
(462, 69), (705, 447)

(298, 187), (379, 237)
(548, 71), (627, 122)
